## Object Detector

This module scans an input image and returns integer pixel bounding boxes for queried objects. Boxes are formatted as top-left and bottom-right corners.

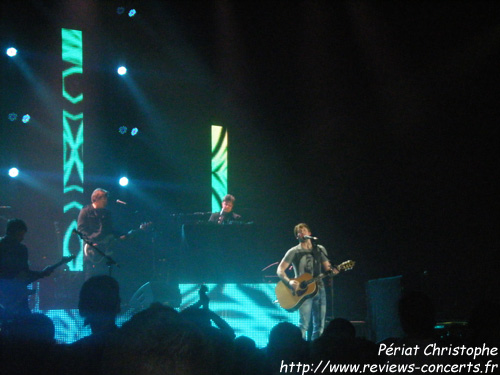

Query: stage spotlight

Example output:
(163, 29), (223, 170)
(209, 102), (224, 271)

(119, 177), (129, 186)
(9, 168), (19, 178)
(117, 7), (125, 15)
(8, 113), (18, 121)
(131, 127), (139, 136)
(117, 66), (127, 75)
(22, 114), (31, 123)
(119, 126), (128, 134)
(128, 9), (137, 17)
(6, 47), (17, 57)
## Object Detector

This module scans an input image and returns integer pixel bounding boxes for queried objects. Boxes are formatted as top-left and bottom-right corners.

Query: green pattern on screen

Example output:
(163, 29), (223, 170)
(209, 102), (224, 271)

(211, 125), (228, 212)
(62, 28), (84, 271)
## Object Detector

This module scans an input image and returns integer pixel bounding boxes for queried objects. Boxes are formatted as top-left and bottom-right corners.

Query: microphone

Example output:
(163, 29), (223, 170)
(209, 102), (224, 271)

(116, 199), (127, 205)
(217, 208), (225, 224)
(304, 235), (318, 241)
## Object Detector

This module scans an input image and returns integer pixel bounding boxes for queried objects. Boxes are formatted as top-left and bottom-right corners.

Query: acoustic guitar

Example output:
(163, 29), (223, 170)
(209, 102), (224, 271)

(275, 260), (355, 312)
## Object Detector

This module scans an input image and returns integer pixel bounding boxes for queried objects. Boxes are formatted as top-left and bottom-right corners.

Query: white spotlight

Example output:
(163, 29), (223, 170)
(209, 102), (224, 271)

(119, 177), (129, 186)
(117, 66), (127, 75)
(9, 168), (19, 178)
(6, 47), (17, 57)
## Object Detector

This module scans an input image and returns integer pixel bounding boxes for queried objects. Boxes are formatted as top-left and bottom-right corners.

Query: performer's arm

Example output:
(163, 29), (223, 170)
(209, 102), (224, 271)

(277, 259), (299, 291)
(319, 246), (339, 274)
(207, 310), (236, 339)
(77, 208), (96, 241)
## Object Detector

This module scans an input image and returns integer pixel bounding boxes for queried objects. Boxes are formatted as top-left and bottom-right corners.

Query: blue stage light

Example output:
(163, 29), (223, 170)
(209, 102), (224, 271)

(119, 126), (128, 134)
(9, 168), (19, 178)
(117, 7), (125, 15)
(22, 114), (31, 123)
(6, 47), (17, 57)
(128, 9), (137, 17)
(131, 127), (139, 136)
(8, 113), (18, 121)
(119, 177), (129, 186)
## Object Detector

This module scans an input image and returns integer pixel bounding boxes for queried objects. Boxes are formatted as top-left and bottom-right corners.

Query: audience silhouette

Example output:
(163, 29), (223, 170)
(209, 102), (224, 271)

(1, 313), (58, 374)
(1, 280), (497, 375)
(102, 302), (215, 375)
(264, 321), (309, 374)
(66, 275), (122, 375)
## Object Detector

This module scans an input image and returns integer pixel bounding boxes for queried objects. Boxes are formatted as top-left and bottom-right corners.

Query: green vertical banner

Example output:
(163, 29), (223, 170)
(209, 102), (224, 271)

(211, 125), (228, 212)
(62, 28), (84, 271)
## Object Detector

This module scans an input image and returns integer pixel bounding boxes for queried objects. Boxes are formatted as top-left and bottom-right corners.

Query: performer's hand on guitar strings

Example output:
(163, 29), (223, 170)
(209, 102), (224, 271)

(330, 266), (340, 275)
(288, 279), (299, 291)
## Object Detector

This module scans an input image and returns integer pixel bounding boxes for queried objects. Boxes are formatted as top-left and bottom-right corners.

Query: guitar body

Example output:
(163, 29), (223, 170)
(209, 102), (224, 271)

(83, 234), (116, 264)
(0, 278), (32, 318)
(0, 255), (75, 318)
(275, 260), (356, 313)
(275, 273), (318, 312)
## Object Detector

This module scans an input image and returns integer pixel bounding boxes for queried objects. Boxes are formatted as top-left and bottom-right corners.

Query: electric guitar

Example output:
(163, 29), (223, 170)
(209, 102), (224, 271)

(84, 222), (153, 263)
(275, 260), (355, 312)
(0, 255), (75, 318)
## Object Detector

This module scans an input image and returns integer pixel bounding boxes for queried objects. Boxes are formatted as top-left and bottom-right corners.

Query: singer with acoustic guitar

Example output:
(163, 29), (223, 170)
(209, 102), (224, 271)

(277, 223), (339, 341)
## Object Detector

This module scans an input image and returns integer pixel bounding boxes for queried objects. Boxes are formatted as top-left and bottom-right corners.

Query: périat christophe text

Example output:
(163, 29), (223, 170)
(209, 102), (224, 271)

(378, 342), (497, 360)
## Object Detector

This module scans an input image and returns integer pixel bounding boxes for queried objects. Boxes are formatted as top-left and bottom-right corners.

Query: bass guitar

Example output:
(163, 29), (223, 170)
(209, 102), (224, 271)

(275, 260), (355, 312)
(84, 222), (153, 263)
(0, 255), (75, 318)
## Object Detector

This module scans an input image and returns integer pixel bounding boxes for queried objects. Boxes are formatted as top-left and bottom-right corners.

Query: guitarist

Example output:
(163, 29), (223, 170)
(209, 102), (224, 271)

(0, 219), (54, 318)
(77, 188), (126, 279)
(277, 223), (339, 340)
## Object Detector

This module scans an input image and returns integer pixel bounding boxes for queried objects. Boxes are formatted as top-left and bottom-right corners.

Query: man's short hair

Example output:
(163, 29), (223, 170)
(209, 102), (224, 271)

(91, 188), (109, 203)
(222, 194), (235, 203)
(6, 218), (28, 236)
(294, 223), (310, 238)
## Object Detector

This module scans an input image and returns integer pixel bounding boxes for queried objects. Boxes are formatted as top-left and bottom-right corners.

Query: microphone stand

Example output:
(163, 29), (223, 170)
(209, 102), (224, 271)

(311, 238), (335, 322)
(73, 230), (120, 276)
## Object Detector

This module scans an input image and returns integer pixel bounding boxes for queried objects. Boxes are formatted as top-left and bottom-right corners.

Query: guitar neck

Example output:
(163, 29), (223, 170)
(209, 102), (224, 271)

(124, 222), (152, 240)
(305, 271), (331, 286)
(29, 256), (75, 283)
(305, 263), (347, 286)
(45, 259), (67, 273)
